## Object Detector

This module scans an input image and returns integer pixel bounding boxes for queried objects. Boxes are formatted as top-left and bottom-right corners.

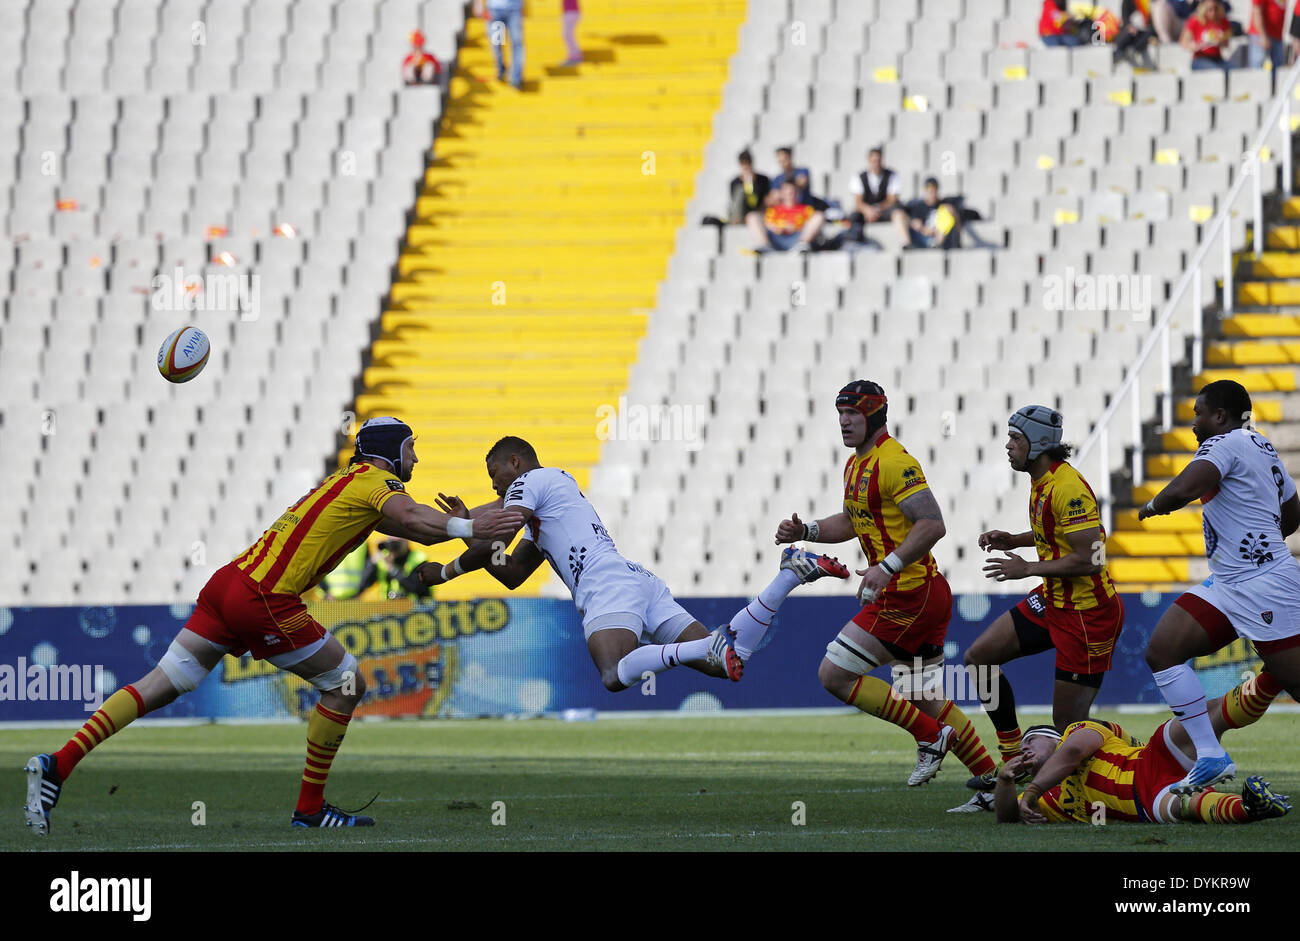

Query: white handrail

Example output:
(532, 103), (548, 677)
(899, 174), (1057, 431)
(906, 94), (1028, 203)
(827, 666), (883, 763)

(1075, 57), (1300, 535)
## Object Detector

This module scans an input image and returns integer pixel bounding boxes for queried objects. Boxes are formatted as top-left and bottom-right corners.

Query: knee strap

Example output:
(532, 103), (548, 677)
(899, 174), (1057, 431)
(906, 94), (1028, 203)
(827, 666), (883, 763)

(305, 651), (360, 692)
(825, 632), (883, 676)
(159, 640), (213, 694)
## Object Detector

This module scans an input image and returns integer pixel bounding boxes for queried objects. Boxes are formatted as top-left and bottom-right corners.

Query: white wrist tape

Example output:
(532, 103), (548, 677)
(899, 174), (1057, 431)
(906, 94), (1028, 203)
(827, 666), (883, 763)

(804, 519), (820, 542)
(441, 557), (466, 582)
(1143, 499), (1158, 515)
(881, 552), (904, 576)
(446, 516), (474, 539)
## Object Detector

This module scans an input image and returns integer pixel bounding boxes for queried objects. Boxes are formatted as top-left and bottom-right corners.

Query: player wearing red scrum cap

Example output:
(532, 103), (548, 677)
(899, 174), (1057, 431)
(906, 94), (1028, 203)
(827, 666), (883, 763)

(775, 381), (998, 788)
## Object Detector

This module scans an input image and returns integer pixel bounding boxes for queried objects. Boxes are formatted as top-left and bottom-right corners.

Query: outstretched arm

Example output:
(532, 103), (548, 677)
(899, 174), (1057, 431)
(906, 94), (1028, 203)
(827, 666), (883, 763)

(774, 510), (856, 545)
(1138, 459), (1222, 519)
(380, 493), (524, 545)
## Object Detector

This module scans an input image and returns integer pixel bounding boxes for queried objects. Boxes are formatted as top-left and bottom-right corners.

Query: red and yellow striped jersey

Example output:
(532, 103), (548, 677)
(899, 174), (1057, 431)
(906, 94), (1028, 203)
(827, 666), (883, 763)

(234, 462), (406, 596)
(1029, 461), (1116, 610)
(842, 433), (939, 592)
(1036, 720), (1147, 823)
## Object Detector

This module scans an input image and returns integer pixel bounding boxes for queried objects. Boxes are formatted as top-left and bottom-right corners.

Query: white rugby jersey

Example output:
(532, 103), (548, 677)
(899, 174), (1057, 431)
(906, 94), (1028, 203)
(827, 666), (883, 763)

(1193, 428), (1298, 582)
(502, 466), (629, 609)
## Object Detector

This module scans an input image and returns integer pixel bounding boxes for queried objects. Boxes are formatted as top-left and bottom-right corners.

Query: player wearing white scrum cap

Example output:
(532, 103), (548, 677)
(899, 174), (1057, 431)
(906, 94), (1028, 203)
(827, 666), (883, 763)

(956, 405), (1124, 803)
(1140, 379), (1300, 795)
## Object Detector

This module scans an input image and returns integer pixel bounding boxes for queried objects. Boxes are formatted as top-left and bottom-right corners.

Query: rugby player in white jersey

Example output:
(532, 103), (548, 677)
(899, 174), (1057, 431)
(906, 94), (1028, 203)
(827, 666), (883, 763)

(421, 437), (850, 690)
(1139, 380), (1300, 793)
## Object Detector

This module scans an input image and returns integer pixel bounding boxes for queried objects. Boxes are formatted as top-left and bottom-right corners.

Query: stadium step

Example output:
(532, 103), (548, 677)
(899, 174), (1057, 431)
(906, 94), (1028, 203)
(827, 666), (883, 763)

(345, 0), (743, 599)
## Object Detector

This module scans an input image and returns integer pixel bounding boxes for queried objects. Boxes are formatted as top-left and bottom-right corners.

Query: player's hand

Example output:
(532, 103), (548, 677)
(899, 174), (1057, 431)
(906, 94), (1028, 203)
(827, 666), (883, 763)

(436, 492), (470, 518)
(999, 753), (1031, 784)
(978, 530), (1016, 552)
(415, 562), (442, 587)
(983, 551), (1031, 581)
(775, 512), (805, 545)
(856, 564), (892, 604)
(475, 507), (525, 540)
(1018, 794), (1047, 825)
(1136, 499), (1159, 521)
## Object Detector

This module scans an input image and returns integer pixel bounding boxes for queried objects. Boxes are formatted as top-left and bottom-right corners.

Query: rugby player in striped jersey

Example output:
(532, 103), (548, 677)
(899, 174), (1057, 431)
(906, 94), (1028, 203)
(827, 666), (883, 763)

(24, 418), (524, 835)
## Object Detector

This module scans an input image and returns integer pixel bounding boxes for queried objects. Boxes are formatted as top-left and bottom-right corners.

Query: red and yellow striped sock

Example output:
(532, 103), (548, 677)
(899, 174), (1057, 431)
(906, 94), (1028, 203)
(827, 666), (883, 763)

(996, 728), (1023, 763)
(937, 701), (997, 775)
(1219, 671), (1283, 730)
(1187, 790), (1252, 824)
(296, 703), (353, 815)
(848, 676), (941, 742)
(52, 686), (146, 780)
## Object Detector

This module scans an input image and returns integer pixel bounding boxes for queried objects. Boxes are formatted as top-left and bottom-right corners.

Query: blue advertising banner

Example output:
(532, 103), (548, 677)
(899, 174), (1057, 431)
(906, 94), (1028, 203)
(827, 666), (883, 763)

(0, 593), (1271, 722)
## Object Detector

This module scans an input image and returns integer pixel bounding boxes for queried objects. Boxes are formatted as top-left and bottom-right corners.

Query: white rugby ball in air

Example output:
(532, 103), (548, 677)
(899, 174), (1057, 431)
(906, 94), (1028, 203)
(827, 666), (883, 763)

(157, 326), (211, 383)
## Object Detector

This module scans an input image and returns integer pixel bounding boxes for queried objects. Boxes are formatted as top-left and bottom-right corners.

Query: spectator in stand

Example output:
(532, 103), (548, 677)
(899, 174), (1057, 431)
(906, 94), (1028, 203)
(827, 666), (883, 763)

(1248, 0), (1300, 69)
(474, 0), (525, 89)
(892, 177), (963, 250)
(1040, 0), (1087, 44)
(1182, 0), (1237, 69)
(847, 147), (901, 243)
(376, 538), (434, 600)
(749, 179), (824, 253)
(1117, 1), (1159, 65)
(402, 30), (443, 86)
(1152, 0), (1198, 40)
(561, 0), (583, 65)
(728, 149), (772, 224)
(768, 146), (812, 206)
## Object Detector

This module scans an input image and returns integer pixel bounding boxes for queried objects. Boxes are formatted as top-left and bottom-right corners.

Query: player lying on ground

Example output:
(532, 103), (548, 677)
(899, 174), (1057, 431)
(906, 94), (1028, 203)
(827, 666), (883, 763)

(1138, 380), (1300, 794)
(775, 380), (998, 787)
(24, 418), (524, 835)
(964, 406), (1125, 790)
(421, 436), (850, 690)
(987, 670), (1291, 824)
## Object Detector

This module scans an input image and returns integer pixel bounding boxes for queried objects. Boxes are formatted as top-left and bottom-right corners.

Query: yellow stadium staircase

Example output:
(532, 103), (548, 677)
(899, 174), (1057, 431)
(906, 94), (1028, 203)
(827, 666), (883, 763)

(1106, 193), (1300, 588)
(346, 0), (745, 598)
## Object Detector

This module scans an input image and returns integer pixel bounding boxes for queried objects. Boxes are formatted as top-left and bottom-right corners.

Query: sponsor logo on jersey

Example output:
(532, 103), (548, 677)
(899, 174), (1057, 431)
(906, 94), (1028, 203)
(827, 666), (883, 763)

(385, 479), (405, 492)
(1026, 593), (1048, 616)
(1238, 532), (1275, 567)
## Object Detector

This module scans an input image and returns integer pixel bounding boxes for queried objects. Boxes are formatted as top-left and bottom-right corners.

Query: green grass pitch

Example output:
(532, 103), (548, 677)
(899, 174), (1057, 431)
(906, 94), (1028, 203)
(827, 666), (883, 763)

(4, 710), (1298, 852)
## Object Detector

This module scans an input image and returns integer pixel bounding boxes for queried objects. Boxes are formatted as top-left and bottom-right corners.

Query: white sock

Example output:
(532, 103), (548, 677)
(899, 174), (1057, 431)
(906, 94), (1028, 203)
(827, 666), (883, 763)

(1153, 664), (1227, 759)
(614, 637), (713, 688)
(731, 569), (802, 660)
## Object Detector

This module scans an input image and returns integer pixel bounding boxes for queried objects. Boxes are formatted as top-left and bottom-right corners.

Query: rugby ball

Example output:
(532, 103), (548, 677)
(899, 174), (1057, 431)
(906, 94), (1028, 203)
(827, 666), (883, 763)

(157, 326), (210, 383)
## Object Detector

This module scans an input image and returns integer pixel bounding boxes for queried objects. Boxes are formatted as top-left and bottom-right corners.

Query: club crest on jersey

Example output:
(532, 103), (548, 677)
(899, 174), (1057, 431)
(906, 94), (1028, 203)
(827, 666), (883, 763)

(1263, 611), (1274, 624)
(385, 479), (405, 492)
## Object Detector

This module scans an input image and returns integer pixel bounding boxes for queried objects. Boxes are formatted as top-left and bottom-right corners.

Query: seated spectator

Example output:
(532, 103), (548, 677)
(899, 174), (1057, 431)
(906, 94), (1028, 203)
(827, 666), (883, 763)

(402, 30), (443, 86)
(1040, 0), (1088, 44)
(1248, 0), (1300, 69)
(1152, 0), (1199, 42)
(891, 177), (963, 250)
(768, 146), (813, 206)
(728, 150), (772, 224)
(749, 179), (824, 253)
(1117, 1), (1159, 65)
(847, 147), (901, 242)
(376, 538), (434, 600)
(1182, 0), (1236, 69)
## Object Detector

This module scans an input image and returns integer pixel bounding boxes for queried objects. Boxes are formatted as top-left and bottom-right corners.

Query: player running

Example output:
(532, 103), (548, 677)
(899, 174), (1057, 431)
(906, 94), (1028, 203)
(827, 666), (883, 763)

(963, 406), (1125, 790)
(988, 670), (1291, 824)
(774, 380), (999, 787)
(24, 417), (524, 835)
(421, 436), (851, 690)
(1139, 379), (1300, 794)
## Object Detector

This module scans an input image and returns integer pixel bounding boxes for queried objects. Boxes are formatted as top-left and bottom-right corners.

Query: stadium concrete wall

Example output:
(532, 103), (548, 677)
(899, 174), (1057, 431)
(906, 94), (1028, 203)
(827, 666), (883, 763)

(0, 595), (1265, 721)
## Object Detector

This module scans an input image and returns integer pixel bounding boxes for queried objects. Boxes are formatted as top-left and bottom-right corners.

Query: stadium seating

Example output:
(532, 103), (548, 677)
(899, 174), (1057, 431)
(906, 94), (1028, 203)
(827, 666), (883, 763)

(0, 0), (459, 604)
